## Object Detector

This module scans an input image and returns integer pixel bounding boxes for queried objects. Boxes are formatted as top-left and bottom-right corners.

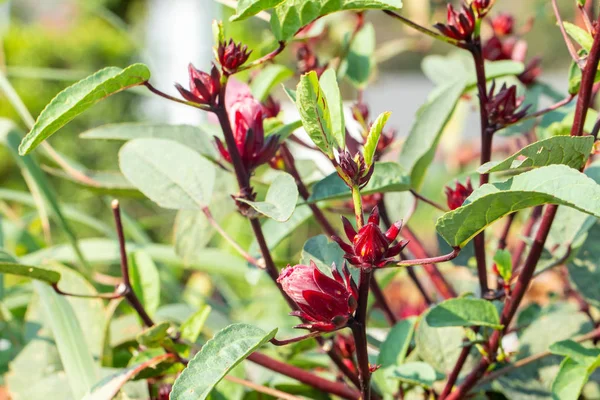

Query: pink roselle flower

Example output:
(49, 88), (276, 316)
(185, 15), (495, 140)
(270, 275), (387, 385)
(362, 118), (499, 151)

(278, 262), (358, 331)
(332, 207), (408, 269)
(214, 95), (279, 172)
(445, 177), (474, 210)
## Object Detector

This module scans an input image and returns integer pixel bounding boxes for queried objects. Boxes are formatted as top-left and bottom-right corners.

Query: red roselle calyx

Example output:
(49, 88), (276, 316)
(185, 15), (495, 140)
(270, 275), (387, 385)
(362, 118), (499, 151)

(332, 207), (408, 269)
(277, 262), (358, 331)
(486, 82), (530, 129)
(489, 13), (515, 36)
(218, 39), (252, 74)
(472, 0), (493, 18)
(175, 64), (221, 106)
(337, 151), (374, 189)
(445, 177), (474, 210)
(215, 95), (280, 172)
(434, 3), (476, 42)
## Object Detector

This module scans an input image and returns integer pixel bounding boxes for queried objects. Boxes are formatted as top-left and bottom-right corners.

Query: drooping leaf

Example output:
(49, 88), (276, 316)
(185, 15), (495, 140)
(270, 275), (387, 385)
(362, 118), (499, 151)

(170, 323), (277, 400)
(364, 111), (391, 167)
(232, 0), (402, 41)
(319, 68), (345, 150)
(19, 64), (150, 154)
(399, 80), (466, 189)
(130, 251), (161, 318)
(563, 21), (593, 52)
(308, 161), (410, 203)
(0, 262), (60, 284)
(296, 71), (334, 156)
(80, 123), (219, 160)
(426, 298), (502, 329)
(82, 353), (175, 400)
(136, 322), (172, 348)
(236, 172), (298, 221)
(119, 138), (215, 210)
(250, 64), (294, 102)
(390, 362), (438, 388)
(180, 305), (212, 343)
(551, 358), (591, 400)
(341, 22), (375, 88)
(437, 165), (600, 248)
(478, 136), (594, 174)
(34, 281), (98, 399)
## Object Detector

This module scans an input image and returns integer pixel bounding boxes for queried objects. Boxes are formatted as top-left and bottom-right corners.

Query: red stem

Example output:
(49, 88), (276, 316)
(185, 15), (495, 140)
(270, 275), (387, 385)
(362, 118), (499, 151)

(248, 352), (360, 400)
(401, 227), (457, 299)
(352, 270), (373, 400)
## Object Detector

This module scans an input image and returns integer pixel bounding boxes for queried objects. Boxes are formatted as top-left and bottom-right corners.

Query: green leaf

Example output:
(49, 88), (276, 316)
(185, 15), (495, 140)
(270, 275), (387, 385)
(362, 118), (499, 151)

(319, 69), (345, 150)
(130, 251), (161, 318)
(265, 119), (303, 140)
(0, 261), (60, 284)
(250, 64), (294, 102)
(399, 80), (466, 189)
(308, 161), (410, 203)
(82, 353), (174, 400)
(233, 0), (402, 40)
(170, 323), (277, 400)
(563, 21), (593, 52)
(43, 166), (140, 197)
(301, 235), (344, 272)
(80, 123), (219, 160)
(478, 136), (594, 174)
(568, 222), (600, 309)
(364, 111), (391, 167)
(19, 64), (150, 154)
(551, 357), (591, 400)
(390, 362), (438, 388)
(493, 249), (512, 283)
(341, 22), (375, 88)
(180, 305), (212, 343)
(237, 172), (298, 221)
(136, 322), (172, 348)
(377, 319), (416, 367)
(296, 71), (334, 157)
(34, 281), (98, 399)
(231, 0), (284, 21)
(437, 165), (600, 248)
(550, 340), (600, 365)
(426, 298), (502, 329)
(119, 138), (215, 210)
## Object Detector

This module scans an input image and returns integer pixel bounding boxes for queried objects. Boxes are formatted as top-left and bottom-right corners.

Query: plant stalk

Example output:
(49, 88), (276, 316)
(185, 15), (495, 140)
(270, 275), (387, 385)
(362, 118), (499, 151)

(352, 270), (373, 400)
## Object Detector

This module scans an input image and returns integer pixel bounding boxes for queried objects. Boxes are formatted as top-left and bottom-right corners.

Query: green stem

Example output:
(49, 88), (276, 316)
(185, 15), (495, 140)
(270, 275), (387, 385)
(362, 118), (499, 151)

(352, 185), (364, 228)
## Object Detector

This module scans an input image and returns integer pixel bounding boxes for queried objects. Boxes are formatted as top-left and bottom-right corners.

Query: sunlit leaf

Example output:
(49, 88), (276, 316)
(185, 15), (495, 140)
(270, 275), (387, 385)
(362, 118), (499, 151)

(426, 298), (502, 329)
(237, 173), (298, 221)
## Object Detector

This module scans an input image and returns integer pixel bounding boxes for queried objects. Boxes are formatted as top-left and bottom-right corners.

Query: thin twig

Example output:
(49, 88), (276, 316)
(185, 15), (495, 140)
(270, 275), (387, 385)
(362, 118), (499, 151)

(383, 10), (464, 48)
(410, 189), (448, 212)
(52, 282), (126, 299)
(552, 0), (584, 66)
(270, 330), (329, 346)
(515, 94), (574, 123)
(144, 81), (211, 111)
(238, 41), (286, 72)
(202, 206), (263, 268)
(393, 247), (460, 267)
(224, 375), (304, 400)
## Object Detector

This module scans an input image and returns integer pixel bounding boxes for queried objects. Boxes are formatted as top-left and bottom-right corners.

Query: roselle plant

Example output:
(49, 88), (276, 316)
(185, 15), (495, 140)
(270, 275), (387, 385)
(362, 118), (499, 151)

(4, 0), (600, 399)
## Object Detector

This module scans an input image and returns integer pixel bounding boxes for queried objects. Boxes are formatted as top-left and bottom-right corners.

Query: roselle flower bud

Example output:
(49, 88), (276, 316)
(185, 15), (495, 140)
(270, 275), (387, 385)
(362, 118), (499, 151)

(335, 334), (357, 373)
(472, 0), (492, 17)
(352, 102), (370, 125)
(332, 207), (408, 269)
(337, 151), (374, 189)
(215, 96), (279, 172)
(262, 95), (281, 118)
(445, 177), (474, 210)
(175, 64), (221, 106)
(482, 36), (516, 61)
(218, 39), (252, 74)
(296, 43), (326, 77)
(518, 57), (542, 86)
(486, 82), (530, 128)
(434, 3), (476, 42)
(277, 262), (358, 331)
(490, 13), (515, 36)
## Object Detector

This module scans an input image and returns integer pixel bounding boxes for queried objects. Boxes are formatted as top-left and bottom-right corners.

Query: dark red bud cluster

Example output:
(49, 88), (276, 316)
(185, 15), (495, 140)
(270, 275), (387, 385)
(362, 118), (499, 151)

(472, 0), (493, 18)
(218, 39), (252, 74)
(296, 43), (326, 77)
(261, 95), (281, 119)
(445, 177), (474, 210)
(434, 4), (476, 42)
(175, 64), (221, 106)
(278, 262), (358, 332)
(337, 151), (374, 189)
(486, 82), (530, 129)
(334, 334), (357, 373)
(332, 207), (409, 269)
